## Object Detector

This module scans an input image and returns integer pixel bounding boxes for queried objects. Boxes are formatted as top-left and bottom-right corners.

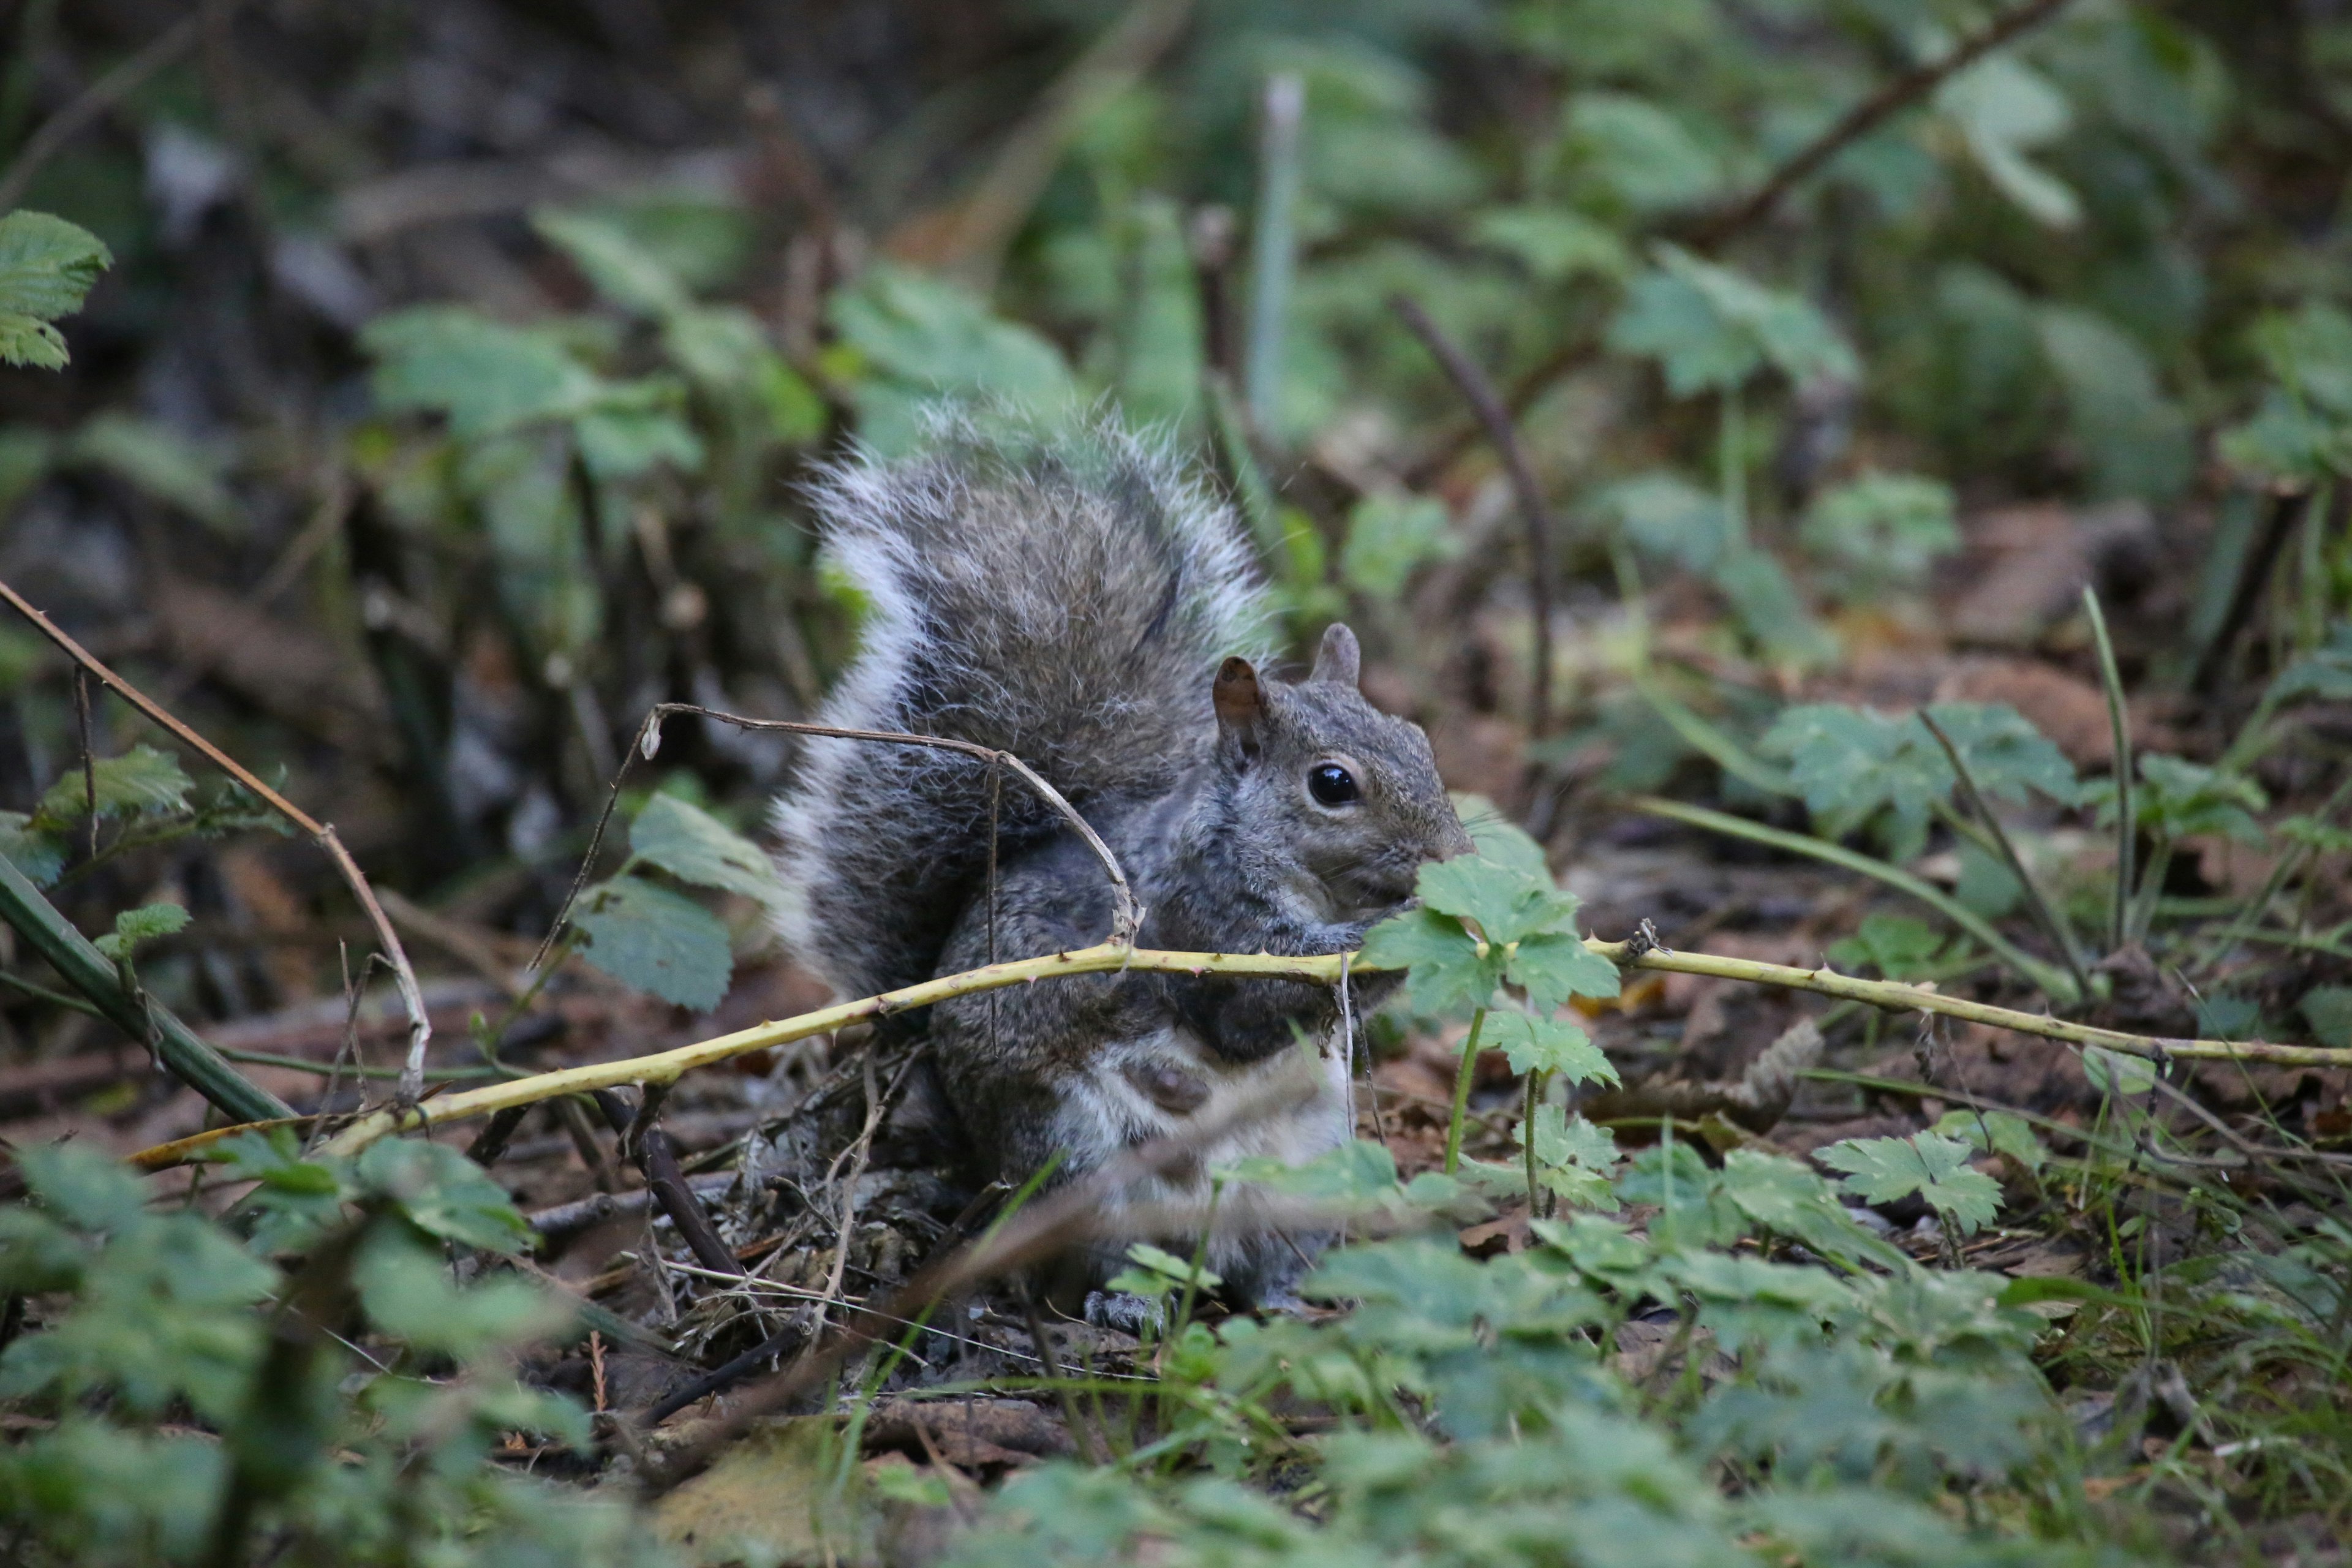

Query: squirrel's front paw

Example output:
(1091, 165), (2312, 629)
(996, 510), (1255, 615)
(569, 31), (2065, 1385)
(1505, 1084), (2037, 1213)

(1082, 1288), (1165, 1338)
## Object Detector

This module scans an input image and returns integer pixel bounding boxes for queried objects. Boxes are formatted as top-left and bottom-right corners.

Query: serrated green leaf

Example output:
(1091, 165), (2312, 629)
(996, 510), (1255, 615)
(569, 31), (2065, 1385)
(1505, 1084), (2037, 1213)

(1818, 1131), (2000, 1235)
(34, 744), (194, 829)
(353, 1139), (532, 1254)
(573, 873), (732, 1010)
(1800, 472), (1961, 590)
(1762, 701), (2077, 862)
(630, 792), (780, 906)
(1471, 203), (1632, 283)
(1719, 1148), (1907, 1272)
(1485, 1012), (1615, 1085)
(93, 901), (189, 960)
(1825, 913), (1950, 980)
(1359, 905), (1498, 1017)
(1507, 931), (1623, 1013)
(1517, 1103), (1622, 1208)
(0, 809), (64, 886)
(1609, 245), (1857, 397)
(364, 306), (605, 439)
(1931, 1109), (2048, 1174)
(0, 212), (111, 370)
(2089, 753), (2266, 843)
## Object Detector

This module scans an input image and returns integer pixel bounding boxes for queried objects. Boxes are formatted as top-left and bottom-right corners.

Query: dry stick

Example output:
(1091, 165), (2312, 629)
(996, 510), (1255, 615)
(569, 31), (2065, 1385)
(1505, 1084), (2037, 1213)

(1688, 0), (2076, 245)
(0, 579), (440, 1104)
(1392, 295), (1555, 737)
(589, 1088), (740, 1280)
(115, 933), (2304, 1177)
(0, 10), (211, 211)
(1917, 709), (2092, 999)
(527, 701), (1139, 982)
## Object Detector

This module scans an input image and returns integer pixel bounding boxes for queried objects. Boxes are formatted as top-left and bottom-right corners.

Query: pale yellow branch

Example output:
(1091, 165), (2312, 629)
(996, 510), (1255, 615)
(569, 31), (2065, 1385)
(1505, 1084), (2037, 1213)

(125, 936), (2346, 1174)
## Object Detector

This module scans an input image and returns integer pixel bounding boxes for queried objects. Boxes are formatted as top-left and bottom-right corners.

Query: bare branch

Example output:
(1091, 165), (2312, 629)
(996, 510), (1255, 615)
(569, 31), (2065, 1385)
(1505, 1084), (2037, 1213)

(526, 700), (1142, 980)
(1687, 0), (2076, 246)
(1392, 295), (1558, 736)
(0, 578), (438, 1104)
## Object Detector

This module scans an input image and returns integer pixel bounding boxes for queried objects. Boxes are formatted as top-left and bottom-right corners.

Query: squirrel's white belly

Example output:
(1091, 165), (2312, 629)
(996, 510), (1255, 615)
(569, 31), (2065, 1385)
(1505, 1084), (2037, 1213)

(1050, 1024), (1354, 1252)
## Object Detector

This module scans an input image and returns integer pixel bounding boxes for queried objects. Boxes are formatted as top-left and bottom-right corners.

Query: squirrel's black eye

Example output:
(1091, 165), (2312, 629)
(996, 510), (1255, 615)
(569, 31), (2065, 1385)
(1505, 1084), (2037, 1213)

(1308, 763), (1359, 807)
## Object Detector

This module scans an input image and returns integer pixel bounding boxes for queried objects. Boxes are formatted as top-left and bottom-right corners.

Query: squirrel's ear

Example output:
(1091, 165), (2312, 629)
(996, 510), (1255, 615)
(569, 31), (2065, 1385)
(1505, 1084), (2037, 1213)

(1213, 656), (1264, 755)
(1310, 623), (1361, 689)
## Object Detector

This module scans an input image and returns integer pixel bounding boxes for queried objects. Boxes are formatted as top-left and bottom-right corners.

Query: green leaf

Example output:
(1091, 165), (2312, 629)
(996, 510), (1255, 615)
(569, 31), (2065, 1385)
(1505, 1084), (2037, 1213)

(1931, 1109), (2048, 1174)
(0, 211), (112, 370)
(1596, 470), (1728, 573)
(630, 791), (781, 907)
(1340, 491), (1456, 597)
(34, 744), (194, 829)
(2089, 753), (2266, 843)
(1470, 203), (1632, 283)
(1818, 1131), (2001, 1235)
(212, 1129), (347, 1256)
(1222, 1138), (1401, 1207)
(1825, 913), (1950, 980)
(1560, 94), (1722, 216)
(92, 901), (189, 961)
(363, 306), (605, 439)
(1608, 245), (1857, 397)
(572, 873), (733, 1010)
(1504, 932), (1622, 1014)
(1109, 1241), (1221, 1297)
(2301, 986), (2352, 1050)
(1761, 701), (2078, 864)
(351, 1223), (567, 1354)
(1799, 472), (1960, 590)
(0, 810), (65, 886)
(1517, 1103), (1622, 1208)
(17, 1141), (149, 1233)
(826, 263), (1074, 457)
(2081, 1044), (2158, 1098)
(532, 208), (688, 317)
(2037, 304), (2193, 503)
(1718, 1148), (1907, 1272)
(2264, 620), (2352, 706)
(1359, 905), (1497, 1017)
(66, 413), (241, 535)
(1415, 853), (1573, 947)
(1935, 53), (2080, 228)
(353, 1139), (533, 1254)
(1484, 1012), (1616, 1086)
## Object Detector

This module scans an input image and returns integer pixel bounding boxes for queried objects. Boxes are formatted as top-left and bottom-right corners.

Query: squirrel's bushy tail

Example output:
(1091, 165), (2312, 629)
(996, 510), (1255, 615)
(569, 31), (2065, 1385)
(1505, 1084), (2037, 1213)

(772, 410), (1270, 1001)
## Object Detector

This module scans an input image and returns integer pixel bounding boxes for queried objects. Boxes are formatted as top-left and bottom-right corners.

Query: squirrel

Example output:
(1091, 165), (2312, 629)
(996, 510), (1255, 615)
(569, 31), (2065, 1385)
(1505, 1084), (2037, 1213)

(772, 411), (1471, 1321)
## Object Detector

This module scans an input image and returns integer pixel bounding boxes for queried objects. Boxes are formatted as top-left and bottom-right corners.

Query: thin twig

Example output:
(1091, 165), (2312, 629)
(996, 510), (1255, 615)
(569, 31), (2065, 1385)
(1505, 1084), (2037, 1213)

(526, 701), (1140, 979)
(1392, 295), (1555, 736)
(1687, 0), (2076, 245)
(590, 1088), (740, 1279)
(0, 578), (437, 1104)
(130, 921), (2352, 1177)
(0, 10), (210, 212)
(1917, 709), (2092, 999)
(2081, 587), (2135, 953)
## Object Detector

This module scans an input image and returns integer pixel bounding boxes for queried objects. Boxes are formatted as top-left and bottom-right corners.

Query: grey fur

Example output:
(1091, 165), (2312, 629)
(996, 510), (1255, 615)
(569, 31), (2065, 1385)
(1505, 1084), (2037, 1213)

(771, 409), (1471, 1310)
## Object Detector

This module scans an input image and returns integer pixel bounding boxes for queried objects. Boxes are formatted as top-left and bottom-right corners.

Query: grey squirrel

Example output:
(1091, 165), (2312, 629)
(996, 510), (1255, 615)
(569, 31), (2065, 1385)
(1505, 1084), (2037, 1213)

(772, 412), (1470, 1317)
